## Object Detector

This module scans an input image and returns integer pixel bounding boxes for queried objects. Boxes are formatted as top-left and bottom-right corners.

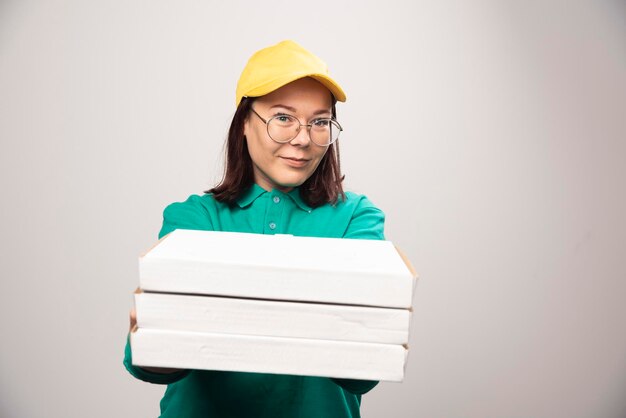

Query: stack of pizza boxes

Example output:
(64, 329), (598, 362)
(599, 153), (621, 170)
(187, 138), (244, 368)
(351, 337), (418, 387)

(131, 229), (417, 381)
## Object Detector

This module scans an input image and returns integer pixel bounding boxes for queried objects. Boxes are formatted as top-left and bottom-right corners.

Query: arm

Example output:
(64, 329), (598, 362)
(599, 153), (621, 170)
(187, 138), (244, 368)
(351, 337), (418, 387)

(341, 195), (385, 241)
(333, 195), (386, 394)
(331, 378), (379, 395)
(123, 195), (213, 384)
(158, 195), (215, 238)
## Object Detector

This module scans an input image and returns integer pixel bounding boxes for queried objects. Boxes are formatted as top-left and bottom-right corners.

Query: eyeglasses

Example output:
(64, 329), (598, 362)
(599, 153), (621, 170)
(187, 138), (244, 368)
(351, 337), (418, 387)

(250, 108), (343, 146)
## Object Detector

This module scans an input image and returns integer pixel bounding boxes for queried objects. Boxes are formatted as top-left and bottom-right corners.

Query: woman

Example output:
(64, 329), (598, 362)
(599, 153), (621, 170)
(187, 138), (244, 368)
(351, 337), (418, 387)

(124, 40), (386, 418)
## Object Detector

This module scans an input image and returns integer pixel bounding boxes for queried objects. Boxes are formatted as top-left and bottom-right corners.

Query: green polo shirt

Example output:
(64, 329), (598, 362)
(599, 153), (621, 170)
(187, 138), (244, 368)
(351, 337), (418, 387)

(124, 184), (386, 418)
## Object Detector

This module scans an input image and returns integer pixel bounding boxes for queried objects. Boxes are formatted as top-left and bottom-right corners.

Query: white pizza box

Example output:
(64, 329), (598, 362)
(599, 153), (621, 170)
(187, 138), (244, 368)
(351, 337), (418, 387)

(135, 289), (411, 345)
(131, 327), (409, 382)
(139, 229), (417, 309)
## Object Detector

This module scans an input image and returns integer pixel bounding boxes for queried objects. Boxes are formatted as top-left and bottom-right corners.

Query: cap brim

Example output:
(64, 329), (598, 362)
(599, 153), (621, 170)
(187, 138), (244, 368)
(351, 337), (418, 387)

(245, 73), (346, 103)
(309, 74), (346, 103)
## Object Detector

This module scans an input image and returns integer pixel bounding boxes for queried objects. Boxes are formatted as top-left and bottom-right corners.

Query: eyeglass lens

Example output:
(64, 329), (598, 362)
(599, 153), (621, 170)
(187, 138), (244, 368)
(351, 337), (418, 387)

(267, 115), (341, 145)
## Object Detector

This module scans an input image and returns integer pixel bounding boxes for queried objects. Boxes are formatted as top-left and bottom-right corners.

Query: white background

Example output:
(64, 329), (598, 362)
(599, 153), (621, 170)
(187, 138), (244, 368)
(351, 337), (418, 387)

(1, 1), (625, 417)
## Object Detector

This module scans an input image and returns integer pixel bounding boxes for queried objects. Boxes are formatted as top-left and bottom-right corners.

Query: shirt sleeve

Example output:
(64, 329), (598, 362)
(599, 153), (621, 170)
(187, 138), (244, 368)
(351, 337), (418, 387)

(123, 194), (214, 384)
(158, 194), (215, 238)
(342, 195), (386, 240)
(330, 378), (379, 395)
(332, 195), (386, 394)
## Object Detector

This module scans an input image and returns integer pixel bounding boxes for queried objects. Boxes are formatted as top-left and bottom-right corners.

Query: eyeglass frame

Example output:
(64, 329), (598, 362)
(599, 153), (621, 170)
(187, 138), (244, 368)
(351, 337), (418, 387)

(249, 107), (343, 146)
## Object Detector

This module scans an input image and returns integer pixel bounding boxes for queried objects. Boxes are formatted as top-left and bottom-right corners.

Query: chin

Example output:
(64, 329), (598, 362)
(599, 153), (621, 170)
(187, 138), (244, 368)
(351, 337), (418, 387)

(274, 175), (307, 189)
(277, 180), (305, 189)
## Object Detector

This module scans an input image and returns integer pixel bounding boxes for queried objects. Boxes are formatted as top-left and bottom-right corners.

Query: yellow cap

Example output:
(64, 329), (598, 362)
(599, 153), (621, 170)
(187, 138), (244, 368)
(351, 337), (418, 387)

(235, 40), (346, 106)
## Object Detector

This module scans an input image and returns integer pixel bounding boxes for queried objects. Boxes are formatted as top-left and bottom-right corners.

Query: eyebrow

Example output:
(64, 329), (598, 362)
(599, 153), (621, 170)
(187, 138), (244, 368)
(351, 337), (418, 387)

(269, 104), (332, 116)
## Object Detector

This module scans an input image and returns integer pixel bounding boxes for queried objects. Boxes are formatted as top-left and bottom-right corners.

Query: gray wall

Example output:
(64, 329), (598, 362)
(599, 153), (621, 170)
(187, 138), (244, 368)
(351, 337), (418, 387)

(1, 1), (625, 417)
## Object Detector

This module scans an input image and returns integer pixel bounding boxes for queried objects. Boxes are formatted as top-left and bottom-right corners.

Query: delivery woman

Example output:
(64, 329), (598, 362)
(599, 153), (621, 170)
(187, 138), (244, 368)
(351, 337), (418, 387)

(124, 40), (386, 418)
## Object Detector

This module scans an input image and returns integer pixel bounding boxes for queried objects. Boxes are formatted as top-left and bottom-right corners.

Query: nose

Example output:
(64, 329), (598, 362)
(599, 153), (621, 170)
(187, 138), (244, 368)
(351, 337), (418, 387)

(289, 125), (312, 146)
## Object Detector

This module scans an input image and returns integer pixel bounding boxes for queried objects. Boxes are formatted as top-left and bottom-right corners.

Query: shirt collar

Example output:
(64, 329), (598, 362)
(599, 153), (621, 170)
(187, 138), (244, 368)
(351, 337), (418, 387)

(287, 187), (312, 213)
(235, 183), (312, 213)
(236, 183), (267, 208)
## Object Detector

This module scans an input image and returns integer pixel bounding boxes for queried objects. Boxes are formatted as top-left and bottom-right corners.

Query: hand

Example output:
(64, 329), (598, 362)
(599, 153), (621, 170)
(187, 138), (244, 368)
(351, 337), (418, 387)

(129, 307), (137, 332)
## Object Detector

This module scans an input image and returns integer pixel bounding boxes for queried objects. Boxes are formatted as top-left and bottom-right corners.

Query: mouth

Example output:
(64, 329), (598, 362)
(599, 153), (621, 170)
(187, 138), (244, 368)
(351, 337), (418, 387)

(279, 156), (311, 168)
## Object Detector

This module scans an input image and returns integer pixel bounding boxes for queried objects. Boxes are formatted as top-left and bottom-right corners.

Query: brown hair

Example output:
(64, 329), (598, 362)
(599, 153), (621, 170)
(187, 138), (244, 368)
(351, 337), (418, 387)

(206, 97), (345, 208)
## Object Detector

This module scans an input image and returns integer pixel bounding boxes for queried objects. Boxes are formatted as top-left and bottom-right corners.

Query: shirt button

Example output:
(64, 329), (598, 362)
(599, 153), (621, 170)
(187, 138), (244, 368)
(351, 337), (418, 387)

(269, 222), (277, 230)
(273, 196), (281, 204)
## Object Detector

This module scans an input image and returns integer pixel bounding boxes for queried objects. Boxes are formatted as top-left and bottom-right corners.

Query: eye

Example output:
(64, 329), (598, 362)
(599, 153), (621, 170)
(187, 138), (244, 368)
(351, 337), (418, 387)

(274, 113), (294, 122)
(274, 113), (291, 122)
(312, 118), (331, 128)
(271, 113), (297, 127)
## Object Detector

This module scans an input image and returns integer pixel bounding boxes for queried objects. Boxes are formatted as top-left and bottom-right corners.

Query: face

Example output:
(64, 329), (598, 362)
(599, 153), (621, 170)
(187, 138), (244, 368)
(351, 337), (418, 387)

(244, 77), (333, 192)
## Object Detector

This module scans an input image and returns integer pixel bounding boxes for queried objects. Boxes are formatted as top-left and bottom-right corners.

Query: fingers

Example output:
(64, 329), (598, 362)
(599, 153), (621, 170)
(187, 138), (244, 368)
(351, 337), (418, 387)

(129, 307), (137, 332)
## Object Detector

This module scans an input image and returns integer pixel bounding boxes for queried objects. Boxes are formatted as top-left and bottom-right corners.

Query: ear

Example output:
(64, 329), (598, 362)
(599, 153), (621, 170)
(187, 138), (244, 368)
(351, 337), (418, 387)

(243, 116), (250, 140)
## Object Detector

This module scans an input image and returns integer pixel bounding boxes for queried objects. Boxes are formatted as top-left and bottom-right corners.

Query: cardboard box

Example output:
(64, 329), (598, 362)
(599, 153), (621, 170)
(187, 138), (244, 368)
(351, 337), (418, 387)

(132, 229), (418, 381)
(131, 328), (408, 382)
(139, 229), (417, 308)
(135, 289), (411, 344)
